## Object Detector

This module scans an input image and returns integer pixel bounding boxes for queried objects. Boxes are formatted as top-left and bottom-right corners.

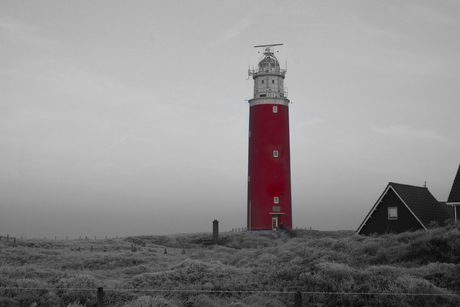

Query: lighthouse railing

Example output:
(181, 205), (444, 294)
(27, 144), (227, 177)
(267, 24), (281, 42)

(248, 67), (286, 77)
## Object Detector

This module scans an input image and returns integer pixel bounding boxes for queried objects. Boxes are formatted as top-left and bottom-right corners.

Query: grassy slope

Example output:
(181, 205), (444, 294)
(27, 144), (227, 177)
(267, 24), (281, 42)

(1, 224), (460, 307)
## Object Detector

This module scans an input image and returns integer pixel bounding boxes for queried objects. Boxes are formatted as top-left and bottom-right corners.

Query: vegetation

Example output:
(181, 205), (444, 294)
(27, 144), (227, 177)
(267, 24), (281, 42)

(1, 223), (460, 306)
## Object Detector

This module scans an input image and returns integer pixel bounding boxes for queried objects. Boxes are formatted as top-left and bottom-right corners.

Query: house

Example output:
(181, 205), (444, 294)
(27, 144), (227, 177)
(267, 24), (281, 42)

(439, 201), (455, 220)
(446, 164), (460, 222)
(357, 182), (451, 235)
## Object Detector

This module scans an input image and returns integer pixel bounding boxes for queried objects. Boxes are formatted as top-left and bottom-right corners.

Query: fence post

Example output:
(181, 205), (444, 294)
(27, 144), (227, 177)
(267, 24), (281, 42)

(213, 220), (219, 244)
(97, 287), (104, 307)
(294, 292), (302, 307)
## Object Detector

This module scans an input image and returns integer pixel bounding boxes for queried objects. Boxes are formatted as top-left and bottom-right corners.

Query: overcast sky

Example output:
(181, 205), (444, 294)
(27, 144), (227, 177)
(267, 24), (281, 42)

(1, 1), (459, 239)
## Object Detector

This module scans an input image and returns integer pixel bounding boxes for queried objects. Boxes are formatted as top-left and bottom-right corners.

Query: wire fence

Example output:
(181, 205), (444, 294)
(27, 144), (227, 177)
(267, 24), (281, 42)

(0, 234), (122, 241)
(1, 286), (459, 307)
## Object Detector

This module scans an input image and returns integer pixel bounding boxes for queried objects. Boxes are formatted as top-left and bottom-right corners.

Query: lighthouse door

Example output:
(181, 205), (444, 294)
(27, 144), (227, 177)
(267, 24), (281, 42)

(272, 216), (278, 230)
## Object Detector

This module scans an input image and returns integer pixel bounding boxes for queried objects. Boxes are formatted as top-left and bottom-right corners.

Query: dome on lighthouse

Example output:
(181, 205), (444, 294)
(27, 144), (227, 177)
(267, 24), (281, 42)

(258, 50), (280, 73)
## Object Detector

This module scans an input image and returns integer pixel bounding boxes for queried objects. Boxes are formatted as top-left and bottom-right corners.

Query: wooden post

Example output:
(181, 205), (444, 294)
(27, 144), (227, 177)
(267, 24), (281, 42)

(97, 287), (104, 307)
(294, 292), (302, 307)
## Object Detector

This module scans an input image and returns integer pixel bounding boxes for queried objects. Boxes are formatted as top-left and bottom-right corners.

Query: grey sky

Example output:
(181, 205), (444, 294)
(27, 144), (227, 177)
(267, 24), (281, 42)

(1, 1), (459, 238)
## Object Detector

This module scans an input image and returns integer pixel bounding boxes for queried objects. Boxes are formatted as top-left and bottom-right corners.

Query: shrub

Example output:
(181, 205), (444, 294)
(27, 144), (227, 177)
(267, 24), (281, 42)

(402, 236), (453, 264)
(56, 274), (97, 306)
(186, 294), (219, 307)
(12, 279), (48, 306)
(0, 297), (19, 306)
(123, 295), (180, 307)
(242, 294), (284, 307)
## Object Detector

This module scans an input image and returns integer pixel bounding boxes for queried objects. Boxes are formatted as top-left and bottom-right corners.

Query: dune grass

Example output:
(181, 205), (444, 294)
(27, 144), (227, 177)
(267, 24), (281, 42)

(1, 224), (459, 306)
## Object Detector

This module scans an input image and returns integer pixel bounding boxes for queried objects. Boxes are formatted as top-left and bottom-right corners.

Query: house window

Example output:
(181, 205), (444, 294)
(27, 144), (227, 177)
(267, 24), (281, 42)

(273, 106), (278, 113)
(388, 207), (398, 220)
(261, 80), (264, 84)
(274, 197), (279, 204)
(272, 80), (275, 84)
(273, 150), (278, 157)
(273, 206), (280, 212)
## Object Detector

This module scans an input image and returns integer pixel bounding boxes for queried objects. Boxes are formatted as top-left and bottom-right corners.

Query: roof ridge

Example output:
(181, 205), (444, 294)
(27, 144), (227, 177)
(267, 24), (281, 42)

(389, 182), (427, 189)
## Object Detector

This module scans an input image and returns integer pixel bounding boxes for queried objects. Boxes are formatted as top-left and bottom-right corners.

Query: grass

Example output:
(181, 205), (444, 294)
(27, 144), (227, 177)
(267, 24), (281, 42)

(0, 224), (460, 306)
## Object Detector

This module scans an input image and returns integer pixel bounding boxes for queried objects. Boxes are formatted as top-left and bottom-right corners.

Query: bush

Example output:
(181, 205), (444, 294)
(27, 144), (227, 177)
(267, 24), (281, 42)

(186, 294), (219, 307)
(56, 274), (97, 306)
(241, 294), (284, 307)
(123, 295), (180, 307)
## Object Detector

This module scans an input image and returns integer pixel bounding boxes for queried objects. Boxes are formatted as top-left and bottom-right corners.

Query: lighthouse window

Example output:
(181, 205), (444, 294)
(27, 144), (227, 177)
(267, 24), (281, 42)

(273, 150), (278, 157)
(274, 197), (279, 204)
(273, 106), (278, 113)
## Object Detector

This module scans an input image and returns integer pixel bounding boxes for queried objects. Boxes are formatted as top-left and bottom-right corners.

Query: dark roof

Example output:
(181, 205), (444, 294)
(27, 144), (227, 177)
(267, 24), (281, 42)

(439, 201), (455, 219)
(447, 164), (460, 203)
(390, 182), (450, 226)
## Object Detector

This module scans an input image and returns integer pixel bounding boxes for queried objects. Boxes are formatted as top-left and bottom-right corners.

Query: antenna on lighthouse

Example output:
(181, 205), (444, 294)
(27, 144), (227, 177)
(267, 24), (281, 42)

(254, 43), (283, 48)
(254, 43), (283, 56)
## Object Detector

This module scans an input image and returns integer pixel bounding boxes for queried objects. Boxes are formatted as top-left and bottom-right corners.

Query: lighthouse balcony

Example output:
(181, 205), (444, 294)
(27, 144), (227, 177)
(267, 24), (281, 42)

(249, 68), (286, 77)
(255, 89), (288, 98)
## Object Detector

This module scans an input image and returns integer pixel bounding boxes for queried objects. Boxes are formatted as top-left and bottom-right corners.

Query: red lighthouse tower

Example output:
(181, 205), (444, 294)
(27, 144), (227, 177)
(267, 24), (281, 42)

(247, 44), (292, 230)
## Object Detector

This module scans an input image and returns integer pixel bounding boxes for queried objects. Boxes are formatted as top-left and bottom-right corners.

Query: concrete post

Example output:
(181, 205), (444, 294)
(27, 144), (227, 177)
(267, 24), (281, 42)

(213, 220), (219, 244)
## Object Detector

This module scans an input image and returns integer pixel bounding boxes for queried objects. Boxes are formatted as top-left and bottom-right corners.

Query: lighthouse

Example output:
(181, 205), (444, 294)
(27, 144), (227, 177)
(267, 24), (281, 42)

(247, 44), (292, 230)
